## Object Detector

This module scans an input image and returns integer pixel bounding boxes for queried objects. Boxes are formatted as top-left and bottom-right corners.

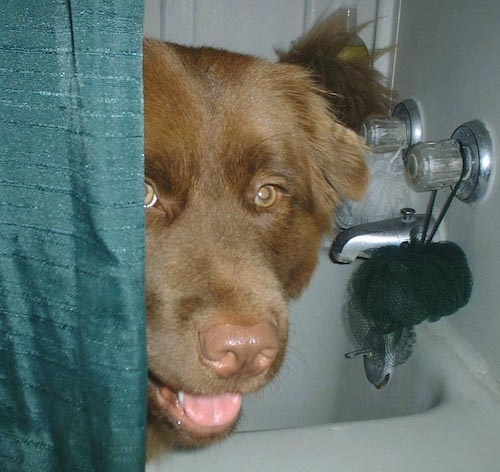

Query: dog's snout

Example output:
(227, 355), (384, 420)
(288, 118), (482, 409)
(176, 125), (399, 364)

(199, 322), (280, 380)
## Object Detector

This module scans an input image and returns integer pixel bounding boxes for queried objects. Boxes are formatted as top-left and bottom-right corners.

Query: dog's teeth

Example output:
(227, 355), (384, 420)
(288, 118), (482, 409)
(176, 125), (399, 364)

(178, 391), (185, 409)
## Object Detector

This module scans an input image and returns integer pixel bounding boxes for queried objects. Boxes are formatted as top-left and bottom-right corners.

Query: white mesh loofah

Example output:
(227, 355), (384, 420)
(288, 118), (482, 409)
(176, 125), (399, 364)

(336, 149), (410, 229)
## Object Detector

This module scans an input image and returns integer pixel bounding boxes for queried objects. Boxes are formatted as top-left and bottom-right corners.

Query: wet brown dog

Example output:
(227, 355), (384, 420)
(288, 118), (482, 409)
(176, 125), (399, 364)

(143, 12), (391, 458)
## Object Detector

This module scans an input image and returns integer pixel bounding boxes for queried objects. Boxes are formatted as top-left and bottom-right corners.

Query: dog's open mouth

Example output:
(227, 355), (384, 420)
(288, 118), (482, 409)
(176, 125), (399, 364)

(149, 376), (243, 439)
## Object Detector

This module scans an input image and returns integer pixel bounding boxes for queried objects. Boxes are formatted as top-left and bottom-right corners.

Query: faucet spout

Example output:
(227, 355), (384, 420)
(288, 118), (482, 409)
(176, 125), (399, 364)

(330, 208), (432, 264)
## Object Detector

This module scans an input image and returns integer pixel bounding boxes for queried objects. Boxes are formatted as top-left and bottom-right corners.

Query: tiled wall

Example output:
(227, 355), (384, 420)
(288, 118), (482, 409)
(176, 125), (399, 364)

(144, 0), (399, 80)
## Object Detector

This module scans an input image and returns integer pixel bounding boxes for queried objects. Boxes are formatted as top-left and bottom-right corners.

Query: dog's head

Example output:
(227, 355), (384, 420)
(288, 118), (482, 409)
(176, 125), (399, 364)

(143, 39), (368, 455)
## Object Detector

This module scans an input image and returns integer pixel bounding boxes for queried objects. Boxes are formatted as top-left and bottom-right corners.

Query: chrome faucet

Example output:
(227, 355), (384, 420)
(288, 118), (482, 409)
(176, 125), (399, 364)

(330, 208), (431, 264)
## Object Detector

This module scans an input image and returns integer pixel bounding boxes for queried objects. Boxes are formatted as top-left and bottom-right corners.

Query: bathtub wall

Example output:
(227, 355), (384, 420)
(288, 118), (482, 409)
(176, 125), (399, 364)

(144, 0), (399, 73)
(393, 0), (500, 383)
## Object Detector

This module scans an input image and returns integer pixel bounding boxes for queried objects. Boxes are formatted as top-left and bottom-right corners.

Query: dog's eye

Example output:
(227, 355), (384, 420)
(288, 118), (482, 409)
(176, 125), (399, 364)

(144, 181), (158, 208)
(254, 185), (278, 208)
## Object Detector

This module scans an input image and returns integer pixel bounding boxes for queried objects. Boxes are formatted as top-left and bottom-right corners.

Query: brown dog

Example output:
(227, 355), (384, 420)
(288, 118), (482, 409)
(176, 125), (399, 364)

(143, 12), (391, 458)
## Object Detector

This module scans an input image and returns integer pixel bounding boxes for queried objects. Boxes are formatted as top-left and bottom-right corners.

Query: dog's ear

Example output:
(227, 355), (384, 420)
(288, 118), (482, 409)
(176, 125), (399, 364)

(308, 114), (369, 231)
(277, 10), (393, 131)
(314, 117), (369, 200)
(281, 68), (369, 231)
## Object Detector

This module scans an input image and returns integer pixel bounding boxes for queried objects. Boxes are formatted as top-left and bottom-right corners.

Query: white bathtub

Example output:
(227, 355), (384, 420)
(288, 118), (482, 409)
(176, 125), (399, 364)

(147, 251), (500, 471)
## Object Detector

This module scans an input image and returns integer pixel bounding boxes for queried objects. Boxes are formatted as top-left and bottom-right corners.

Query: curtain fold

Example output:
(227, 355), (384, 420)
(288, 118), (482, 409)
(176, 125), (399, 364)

(0, 1), (147, 470)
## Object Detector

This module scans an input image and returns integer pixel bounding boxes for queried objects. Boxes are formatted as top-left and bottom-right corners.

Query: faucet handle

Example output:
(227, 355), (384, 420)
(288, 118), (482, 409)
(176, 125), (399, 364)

(360, 99), (423, 154)
(405, 140), (463, 191)
(404, 120), (493, 203)
(360, 116), (408, 154)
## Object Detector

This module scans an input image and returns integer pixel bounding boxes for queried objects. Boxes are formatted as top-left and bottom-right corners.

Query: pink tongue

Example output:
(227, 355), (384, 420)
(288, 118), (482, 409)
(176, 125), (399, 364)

(183, 393), (243, 427)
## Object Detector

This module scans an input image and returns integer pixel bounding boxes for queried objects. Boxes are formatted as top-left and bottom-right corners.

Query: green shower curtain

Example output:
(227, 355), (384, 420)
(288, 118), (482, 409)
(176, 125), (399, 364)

(0, 1), (147, 470)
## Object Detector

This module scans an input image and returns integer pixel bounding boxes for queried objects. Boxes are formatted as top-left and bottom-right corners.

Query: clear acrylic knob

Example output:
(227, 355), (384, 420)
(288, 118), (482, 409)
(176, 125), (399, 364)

(360, 116), (408, 153)
(405, 140), (463, 191)
(360, 99), (423, 154)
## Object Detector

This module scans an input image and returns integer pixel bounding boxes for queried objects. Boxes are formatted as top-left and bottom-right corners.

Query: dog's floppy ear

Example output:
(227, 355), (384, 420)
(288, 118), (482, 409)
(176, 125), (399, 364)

(277, 10), (393, 132)
(284, 72), (369, 231)
(308, 112), (369, 231)
(315, 117), (369, 201)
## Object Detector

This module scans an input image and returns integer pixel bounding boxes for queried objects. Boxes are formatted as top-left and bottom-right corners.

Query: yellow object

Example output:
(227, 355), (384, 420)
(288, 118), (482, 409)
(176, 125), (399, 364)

(338, 44), (369, 60)
(337, 7), (370, 60)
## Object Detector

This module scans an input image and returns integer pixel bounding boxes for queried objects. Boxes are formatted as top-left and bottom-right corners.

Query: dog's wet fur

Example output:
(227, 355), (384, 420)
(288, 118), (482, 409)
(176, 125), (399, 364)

(143, 11), (392, 458)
